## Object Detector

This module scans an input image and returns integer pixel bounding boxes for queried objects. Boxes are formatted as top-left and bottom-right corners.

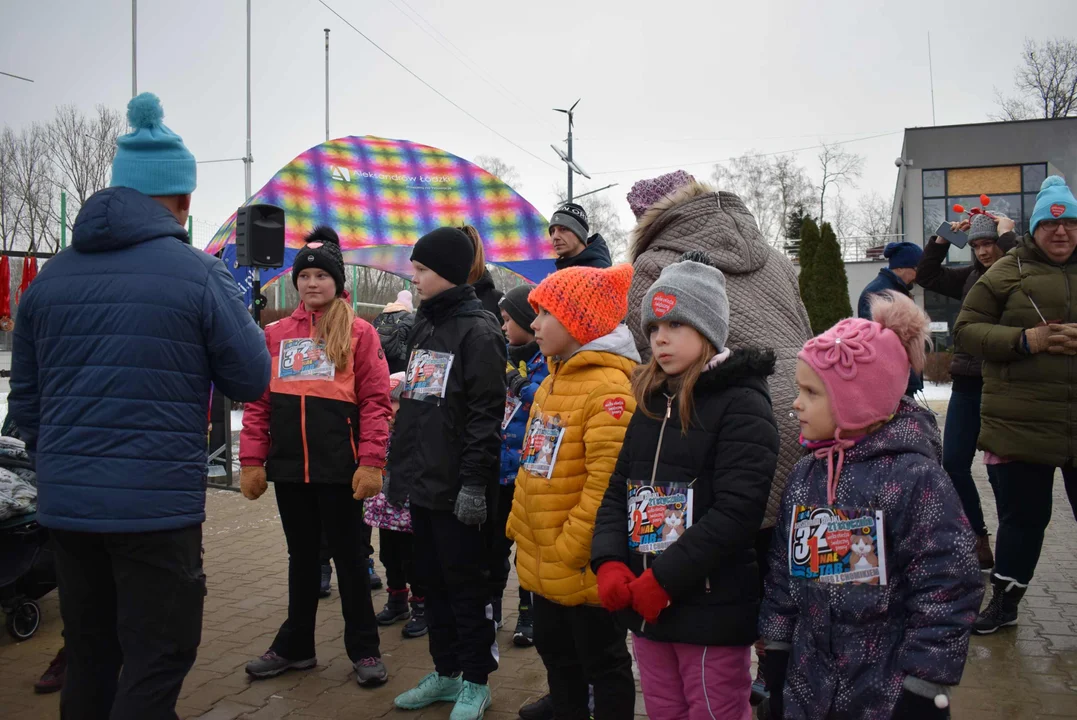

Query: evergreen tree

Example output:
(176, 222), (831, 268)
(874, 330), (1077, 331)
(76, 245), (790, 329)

(797, 216), (820, 312)
(783, 204), (808, 260)
(802, 221), (853, 333)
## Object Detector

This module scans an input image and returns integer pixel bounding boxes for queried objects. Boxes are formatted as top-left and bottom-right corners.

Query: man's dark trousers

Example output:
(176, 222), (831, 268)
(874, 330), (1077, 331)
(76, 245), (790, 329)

(52, 524), (205, 720)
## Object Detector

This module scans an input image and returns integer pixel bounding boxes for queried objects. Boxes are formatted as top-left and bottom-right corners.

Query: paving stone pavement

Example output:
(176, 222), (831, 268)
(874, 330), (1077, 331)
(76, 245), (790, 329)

(1, 429), (1075, 718)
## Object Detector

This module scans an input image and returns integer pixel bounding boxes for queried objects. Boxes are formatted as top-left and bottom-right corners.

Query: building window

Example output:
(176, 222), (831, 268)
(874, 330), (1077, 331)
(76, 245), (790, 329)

(923, 170), (946, 198)
(1023, 164), (1047, 192)
(923, 198), (946, 242)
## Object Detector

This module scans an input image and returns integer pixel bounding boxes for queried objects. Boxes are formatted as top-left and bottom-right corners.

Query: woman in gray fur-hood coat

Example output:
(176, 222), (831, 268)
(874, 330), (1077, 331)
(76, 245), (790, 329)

(626, 180), (812, 529)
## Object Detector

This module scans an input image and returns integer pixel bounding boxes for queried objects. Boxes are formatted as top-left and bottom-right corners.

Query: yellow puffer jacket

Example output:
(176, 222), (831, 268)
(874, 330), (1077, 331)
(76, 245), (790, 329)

(507, 325), (639, 606)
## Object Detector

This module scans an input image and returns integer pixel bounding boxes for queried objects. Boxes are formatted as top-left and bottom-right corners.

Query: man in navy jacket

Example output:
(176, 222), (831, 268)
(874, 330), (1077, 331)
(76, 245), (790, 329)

(858, 241), (925, 397)
(9, 93), (270, 719)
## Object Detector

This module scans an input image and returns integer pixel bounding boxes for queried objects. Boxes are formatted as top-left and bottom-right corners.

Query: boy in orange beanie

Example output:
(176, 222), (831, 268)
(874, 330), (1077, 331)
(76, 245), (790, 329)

(506, 264), (639, 719)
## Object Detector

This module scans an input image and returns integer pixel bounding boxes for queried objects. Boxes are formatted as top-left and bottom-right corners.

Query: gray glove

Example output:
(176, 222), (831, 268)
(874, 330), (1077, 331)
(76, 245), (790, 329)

(454, 484), (487, 526)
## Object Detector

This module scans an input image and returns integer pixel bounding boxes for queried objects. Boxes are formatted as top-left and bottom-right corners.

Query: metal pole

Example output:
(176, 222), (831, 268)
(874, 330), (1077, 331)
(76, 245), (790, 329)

(325, 29), (331, 142)
(60, 191), (67, 250)
(928, 32), (936, 126)
(244, 0), (252, 200)
(352, 266), (358, 311)
(131, 0), (137, 97)
(566, 110), (573, 202)
(187, 215), (193, 245)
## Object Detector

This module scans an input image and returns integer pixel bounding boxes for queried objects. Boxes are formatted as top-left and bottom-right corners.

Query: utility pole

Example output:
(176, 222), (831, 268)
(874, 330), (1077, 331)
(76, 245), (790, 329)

(325, 29), (331, 142)
(131, 0), (137, 97)
(245, 0), (253, 200)
(552, 100), (588, 203)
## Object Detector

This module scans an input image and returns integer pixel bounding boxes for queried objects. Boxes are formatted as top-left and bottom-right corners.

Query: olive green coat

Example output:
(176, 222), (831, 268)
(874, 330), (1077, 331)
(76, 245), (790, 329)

(953, 233), (1077, 467)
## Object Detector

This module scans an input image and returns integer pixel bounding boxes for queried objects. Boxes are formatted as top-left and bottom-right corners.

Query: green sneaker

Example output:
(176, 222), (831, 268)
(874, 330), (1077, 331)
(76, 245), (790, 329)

(394, 671), (463, 710)
(450, 681), (491, 720)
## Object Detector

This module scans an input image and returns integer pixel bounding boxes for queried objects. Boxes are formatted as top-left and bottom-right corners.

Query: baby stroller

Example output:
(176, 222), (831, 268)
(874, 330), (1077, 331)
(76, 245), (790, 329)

(0, 512), (54, 640)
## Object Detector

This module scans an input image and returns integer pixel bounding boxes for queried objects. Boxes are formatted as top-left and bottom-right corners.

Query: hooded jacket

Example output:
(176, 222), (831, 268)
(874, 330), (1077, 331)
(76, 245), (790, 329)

(626, 182), (811, 529)
(591, 349), (779, 646)
(373, 303), (415, 374)
(239, 304), (391, 483)
(858, 268), (924, 397)
(953, 233), (1077, 467)
(506, 325), (639, 606)
(554, 233), (613, 271)
(915, 231), (1018, 378)
(500, 341), (550, 485)
(472, 270), (504, 320)
(8, 187), (270, 533)
(387, 284), (507, 510)
(759, 400), (982, 720)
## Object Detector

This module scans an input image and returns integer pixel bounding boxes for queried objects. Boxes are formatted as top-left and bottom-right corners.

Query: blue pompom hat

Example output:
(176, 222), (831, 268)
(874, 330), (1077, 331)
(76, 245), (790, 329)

(883, 241), (923, 269)
(1029, 175), (1077, 234)
(110, 93), (197, 196)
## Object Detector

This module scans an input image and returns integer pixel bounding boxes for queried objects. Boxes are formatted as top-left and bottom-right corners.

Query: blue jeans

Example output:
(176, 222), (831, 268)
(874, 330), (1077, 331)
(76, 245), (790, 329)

(942, 377), (993, 536)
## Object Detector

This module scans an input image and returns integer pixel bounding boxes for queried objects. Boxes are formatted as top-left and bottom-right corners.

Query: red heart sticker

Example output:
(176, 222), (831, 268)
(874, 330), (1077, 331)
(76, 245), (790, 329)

(825, 529), (852, 557)
(651, 292), (677, 318)
(1051, 203), (1066, 218)
(603, 398), (625, 419)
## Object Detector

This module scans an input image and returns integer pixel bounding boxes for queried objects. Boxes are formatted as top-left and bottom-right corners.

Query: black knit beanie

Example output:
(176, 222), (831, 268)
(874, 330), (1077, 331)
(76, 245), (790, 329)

(410, 227), (474, 286)
(292, 226), (346, 295)
(498, 283), (538, 331)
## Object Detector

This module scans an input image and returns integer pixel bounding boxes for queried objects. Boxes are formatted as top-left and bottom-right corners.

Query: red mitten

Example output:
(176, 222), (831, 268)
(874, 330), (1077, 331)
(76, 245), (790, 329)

(596, 562), (636, 612)
(629, 568), (671, 624)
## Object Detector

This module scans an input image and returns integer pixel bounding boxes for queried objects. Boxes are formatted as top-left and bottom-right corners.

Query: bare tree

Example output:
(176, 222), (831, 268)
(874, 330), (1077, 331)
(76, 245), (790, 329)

(817, 143), (863, 225)
(47, 104), (124, 228)
(6, 124), (58, 253)
(829, 190), (853, 254)
(474, 155), (522, 189)
(852, 190), (892, 242)
(771, 154), (816, 239)
(0, 127), (25, 252)
(554, 184), (628, 262)
(994, 38), (1077, 120)
(711, 153), (780, 244)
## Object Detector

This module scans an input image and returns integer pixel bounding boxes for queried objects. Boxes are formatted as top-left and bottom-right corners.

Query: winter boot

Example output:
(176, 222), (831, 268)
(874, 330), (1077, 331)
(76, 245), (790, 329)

(490, 596), (503, 630)
(34, 647), (66, 694)
(976, 534), (995, 571)
(973, 575), (1027, 634)
(368, 557), (383, 590)
(403, 596), (429, 638)
(245, 650), (317, 679)
(377, 589), (411, 625)
(353, 656), (388, 687)
(518, 694), (554, 720)
(513, 603), (534, 647)
(319, 563), (332, 599)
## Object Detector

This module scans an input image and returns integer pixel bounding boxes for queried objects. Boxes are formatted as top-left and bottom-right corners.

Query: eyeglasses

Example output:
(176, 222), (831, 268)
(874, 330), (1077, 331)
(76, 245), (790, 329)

(1038, 218), (1077, 231)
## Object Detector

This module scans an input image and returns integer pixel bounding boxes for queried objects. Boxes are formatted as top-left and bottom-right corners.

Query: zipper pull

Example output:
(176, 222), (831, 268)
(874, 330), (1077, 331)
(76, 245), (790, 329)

(665, 396), (673, 419)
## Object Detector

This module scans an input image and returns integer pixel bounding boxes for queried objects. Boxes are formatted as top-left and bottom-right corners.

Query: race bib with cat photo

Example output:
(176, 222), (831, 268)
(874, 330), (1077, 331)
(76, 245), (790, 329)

(788, 505), (887, 585)
(627, 482), (694, 555)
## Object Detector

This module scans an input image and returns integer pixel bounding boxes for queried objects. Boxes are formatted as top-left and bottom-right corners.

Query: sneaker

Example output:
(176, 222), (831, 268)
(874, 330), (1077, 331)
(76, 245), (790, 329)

(368, 557), (383, 590)
(245, 650), (317, 679)
(377, 589), (411, 625)
(976, 534), (995, 571)
(403, 597), (429, 638)
(451, 680), (491, 720)
(512, 604), (534, 647)
(319, 563), (332, 599)
(750, 669), (769, 706)
(394, 671), (464, 710)
(353, 656), (388, 687)
(490, 596), (503, 630)
(518, 693), (554, 720)
(973, 575), (1026, 635)
(34, 647), (66, 694)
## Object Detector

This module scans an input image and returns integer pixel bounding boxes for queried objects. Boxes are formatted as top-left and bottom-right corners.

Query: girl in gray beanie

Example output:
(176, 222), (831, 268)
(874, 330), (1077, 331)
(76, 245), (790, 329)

(590, 251), (780, 720)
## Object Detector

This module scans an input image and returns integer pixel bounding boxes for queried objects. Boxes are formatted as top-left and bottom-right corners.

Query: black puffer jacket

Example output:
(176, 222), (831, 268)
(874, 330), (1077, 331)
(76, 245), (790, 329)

(554, 233), (613, 270)
(916, 231), (1017, 378)
(591, 349), (779, 646)
(472, 270), (504, 320)
(373, 307), (415, 374)
(387, 284), (507, 511)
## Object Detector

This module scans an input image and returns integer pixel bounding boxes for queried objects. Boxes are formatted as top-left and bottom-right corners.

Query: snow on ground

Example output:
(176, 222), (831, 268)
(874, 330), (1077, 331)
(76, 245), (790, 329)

(921, 381), (954, 403)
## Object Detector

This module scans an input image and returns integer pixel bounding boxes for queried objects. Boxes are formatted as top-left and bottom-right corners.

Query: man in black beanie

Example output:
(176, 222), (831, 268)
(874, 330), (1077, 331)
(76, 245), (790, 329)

(549, 202), (612, 271)
(389, 227), (507, 717)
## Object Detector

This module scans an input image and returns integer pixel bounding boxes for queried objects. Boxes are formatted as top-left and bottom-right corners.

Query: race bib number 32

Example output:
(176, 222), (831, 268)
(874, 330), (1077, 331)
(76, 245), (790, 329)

(403, 349), (455, 404)
(789, 505), (888, 585)
(627, 483), (693, 555)
(279, 339), (335, 381)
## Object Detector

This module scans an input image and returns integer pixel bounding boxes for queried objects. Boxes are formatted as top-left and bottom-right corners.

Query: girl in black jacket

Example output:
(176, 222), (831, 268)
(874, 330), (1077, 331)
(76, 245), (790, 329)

(591, 251), (779, 720)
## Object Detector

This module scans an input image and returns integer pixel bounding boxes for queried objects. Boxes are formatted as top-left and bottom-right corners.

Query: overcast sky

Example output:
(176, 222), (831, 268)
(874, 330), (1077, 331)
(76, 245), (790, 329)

(3, 0), (1075, 246)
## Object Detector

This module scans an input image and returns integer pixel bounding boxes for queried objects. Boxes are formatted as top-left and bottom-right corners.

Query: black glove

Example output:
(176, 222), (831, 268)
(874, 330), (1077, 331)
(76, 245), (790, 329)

(761, 648), (789, 720)
(892, 688), (949, 720)
(506, 368), (529, 397)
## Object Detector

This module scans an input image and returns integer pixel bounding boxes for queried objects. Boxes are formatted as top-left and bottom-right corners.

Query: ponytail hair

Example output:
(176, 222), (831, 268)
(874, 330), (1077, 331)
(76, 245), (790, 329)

(460, 225), (487, 284)
(314, 297), (355, 372)
(868, 291), (930, 374)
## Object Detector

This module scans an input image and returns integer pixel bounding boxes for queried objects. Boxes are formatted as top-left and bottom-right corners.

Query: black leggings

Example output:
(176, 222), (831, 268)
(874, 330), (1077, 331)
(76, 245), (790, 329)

(380, 528), (426, 598)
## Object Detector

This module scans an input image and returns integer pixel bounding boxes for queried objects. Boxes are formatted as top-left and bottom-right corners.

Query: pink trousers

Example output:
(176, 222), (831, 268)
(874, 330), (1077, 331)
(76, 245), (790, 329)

(632, 635), (751, 720)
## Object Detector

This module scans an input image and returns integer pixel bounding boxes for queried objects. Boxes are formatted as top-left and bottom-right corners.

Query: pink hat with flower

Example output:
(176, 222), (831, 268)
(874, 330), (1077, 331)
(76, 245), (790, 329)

(797, 292), (930, 431)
